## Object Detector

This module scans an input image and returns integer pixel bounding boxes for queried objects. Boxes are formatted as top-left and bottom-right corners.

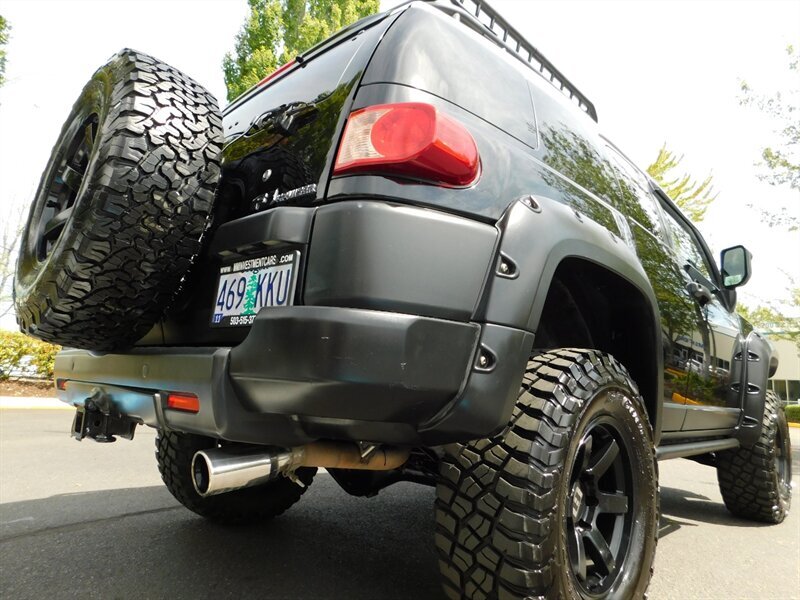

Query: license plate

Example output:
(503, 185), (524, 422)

(210, 250), (299, 327)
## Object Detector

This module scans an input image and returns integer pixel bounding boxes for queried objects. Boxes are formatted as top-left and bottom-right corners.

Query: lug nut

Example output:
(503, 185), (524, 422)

(478, 355), (489, 368)
(499, 261), (510, 274)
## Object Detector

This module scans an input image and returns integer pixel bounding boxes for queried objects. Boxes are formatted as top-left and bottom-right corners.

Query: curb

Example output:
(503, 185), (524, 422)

(788, 422), (800, 429)
(0, 396), (72, 410)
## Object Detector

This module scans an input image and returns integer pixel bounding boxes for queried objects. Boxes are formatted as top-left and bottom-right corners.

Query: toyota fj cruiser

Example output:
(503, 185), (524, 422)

(14, 1), (792, 598)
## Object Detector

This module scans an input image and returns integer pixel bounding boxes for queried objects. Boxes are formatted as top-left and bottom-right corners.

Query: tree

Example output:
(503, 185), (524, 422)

(647, 145), (718, 222)
(0, 205), (25, 319)
(0, 15), (9, 88)
(739, 44), (799, 230)
(223, 0), (379, 102)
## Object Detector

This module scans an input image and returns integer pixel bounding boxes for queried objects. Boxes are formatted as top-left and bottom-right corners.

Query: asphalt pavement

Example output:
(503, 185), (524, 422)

(1, 408), (798, 600)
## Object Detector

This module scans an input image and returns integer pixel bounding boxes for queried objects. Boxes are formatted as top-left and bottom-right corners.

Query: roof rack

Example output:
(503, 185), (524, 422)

(431, 0), (598, 122)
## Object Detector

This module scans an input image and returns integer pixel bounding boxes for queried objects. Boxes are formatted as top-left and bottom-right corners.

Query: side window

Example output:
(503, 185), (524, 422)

(660, 208), (713, 281)
(364, 7), (539, 150)
(605, 145), (666, 238)
(531, 86), (623, 220)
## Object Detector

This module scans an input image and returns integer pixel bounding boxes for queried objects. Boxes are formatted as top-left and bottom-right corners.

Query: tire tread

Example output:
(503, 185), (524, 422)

(435, 349), (658, 599)
(716, 391), (791, 523)
(16, 49), (222, 350)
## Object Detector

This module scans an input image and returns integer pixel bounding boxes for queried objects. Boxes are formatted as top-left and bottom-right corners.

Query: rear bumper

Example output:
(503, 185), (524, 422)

(55, 306), (532, 446)
(56, 199), (535, 446)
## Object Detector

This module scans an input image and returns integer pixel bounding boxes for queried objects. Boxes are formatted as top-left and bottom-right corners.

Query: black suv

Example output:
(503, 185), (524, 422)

(14, 1), (792, 598)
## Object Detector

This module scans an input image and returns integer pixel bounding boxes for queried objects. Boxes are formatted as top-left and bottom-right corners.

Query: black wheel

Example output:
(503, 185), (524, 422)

(156, 431), (316, 525)
(14, 49), (222, 351)
(436, 349), (658, 599)
(716, 391), (792, 523)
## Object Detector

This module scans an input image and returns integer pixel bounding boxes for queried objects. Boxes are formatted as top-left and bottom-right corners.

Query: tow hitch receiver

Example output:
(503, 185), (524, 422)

(71, 390), (137, 443)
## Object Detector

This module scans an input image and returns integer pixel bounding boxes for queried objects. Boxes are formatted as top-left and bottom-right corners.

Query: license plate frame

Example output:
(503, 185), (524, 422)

(210, 249), (300, 328)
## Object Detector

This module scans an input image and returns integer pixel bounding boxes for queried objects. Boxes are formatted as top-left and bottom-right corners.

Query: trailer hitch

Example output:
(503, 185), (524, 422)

(71, 389), (137, 443)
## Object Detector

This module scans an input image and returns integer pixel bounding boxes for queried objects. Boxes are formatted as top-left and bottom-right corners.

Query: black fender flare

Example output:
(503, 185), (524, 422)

(475, 197), (664, 441)
(733, 331), (775, 448)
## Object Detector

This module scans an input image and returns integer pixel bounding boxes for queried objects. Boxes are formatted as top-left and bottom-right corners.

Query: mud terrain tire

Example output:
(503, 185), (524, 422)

(716, 391), (792, 523)
(14, 49), (222, 351)
(436, 349), (658, 599)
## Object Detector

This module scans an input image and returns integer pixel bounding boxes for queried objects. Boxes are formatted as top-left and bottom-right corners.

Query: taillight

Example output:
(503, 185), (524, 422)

(333, 102), (480, 186)
(257, 59), (296, 87)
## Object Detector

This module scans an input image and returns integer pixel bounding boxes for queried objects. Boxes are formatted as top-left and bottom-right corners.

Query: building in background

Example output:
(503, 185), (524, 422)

(766, 335), (800, 404)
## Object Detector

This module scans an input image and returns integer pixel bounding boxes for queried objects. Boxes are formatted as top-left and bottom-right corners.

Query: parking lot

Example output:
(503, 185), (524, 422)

(1, 408), (798, 600)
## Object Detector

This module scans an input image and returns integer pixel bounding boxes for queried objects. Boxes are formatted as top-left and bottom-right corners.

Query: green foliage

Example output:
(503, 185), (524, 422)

(0, 15), (9, 88)
(647, 145), (718, 222)
(739, 43), (799, 230)
(785, 404), (800, 422)
(223, 0), (379, 101)
(0, 331), (60, 381)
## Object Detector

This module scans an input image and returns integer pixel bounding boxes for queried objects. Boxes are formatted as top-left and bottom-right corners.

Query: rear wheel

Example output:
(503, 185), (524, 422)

(14, 49), (222, 351)
(435, 349), (658, 599)
(716, 391), (792, 523)
(156, 431), (316, 525)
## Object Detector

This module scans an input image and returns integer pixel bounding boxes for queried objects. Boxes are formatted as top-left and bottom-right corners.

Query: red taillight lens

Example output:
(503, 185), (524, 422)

(257, 59), (296, 87)
(166, 392), (200, 413)
(333, 102), (480, 186)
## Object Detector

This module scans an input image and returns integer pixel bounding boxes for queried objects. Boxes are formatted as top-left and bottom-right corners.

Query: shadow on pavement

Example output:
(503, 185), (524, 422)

(0, 477), (444, 600)
(5, 438), (796, 599)
(657, 513), (695, 540)
(658, 430), (799, 539)
(659, 485), (772, 530)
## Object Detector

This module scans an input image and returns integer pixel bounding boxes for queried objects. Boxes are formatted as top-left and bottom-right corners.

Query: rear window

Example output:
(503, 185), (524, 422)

(362, 5), (539, 150)
(224, 23), (380, 137)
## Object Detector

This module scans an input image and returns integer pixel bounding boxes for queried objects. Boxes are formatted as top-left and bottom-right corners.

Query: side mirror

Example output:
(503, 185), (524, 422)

(720, 245), (752, 289)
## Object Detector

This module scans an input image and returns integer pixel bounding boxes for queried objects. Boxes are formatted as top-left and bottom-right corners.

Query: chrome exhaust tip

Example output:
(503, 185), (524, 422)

(191, 447), (301, 497)
(192, 442), (411, 497)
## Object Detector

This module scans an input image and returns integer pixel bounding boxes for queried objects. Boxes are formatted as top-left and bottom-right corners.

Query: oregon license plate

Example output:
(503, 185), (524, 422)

(210, 250), (299, 327)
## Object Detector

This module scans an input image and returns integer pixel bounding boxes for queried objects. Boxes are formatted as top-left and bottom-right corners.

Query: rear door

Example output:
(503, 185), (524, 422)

(142, 13), (400, 346)
(657, 199), (742, 431)
(604, 144), (692, 433)
(219, 12), (397, 219)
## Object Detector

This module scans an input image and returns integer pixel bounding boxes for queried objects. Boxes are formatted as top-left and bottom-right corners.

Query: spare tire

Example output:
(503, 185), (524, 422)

(14, 49), (222, 351)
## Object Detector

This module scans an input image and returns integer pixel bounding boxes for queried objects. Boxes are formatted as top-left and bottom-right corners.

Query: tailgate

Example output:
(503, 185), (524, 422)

(219, 11), (396, 218)
(137, 11), (399, 347)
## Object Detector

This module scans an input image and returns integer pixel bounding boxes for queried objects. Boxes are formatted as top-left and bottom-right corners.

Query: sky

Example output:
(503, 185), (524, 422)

(0, 0), (798, 330)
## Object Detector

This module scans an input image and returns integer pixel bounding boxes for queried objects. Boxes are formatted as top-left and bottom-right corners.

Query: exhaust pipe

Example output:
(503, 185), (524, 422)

(192, 442), (410, 497)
